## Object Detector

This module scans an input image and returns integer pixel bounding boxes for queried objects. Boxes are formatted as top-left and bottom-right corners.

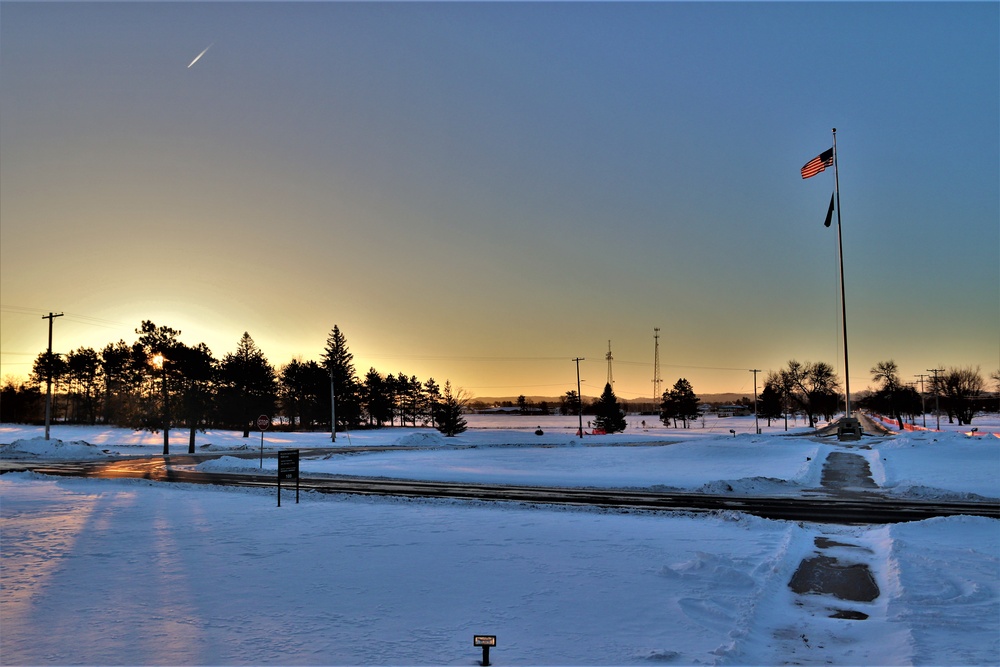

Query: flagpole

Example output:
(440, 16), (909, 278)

(832, 127), (851, 417)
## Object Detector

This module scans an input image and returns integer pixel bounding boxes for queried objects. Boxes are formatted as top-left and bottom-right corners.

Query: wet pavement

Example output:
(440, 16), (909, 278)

(788, 433), (882, 617)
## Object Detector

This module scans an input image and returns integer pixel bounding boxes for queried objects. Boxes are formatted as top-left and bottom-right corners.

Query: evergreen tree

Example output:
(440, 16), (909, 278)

(321, 326), (361, 430)
(100, 340), (137, 425)
(279, 359), (329, 430)
(217, 332), (278, 434)
(659, 388), (678, 428)
(423, 378), (441, 427)
(279, 359), (306, 429)
(593, 382), (627, 434)
(671, 378), (700, 428)
(402, 374), (422, 426)
(362, 368), (394, 427)
(561, 390), (582, 417)
(0, 377), (42, 423)
(171, 342), (216, 452)
(65, 347), (100, 424)
(757, 381), (784, 427)
(434, 381), (468, 436)
(662, 378), (699, 428)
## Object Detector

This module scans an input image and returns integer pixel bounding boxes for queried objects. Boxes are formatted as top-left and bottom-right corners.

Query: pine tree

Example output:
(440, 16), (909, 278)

(362, 368), (394, 427)
(321, 326), (361, 429)
(561, 390), (582, 416)
(434, 381), (468, 436)
(669, 378), (700, 429)
(217, 332), (278, 435)
(593, 382), (627, 434)
(423, 378), (441, 427)
(171, 342), (216, 452)
(757, 382), (784, 427)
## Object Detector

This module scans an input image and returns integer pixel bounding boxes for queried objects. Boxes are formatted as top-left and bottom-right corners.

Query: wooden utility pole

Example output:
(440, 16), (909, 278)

(927, 368), (944, 431)
(42, 312), (64, 440)
(573, 357), (585, 439)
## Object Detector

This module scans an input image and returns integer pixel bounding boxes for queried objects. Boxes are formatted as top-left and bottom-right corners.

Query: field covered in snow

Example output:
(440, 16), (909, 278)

(2, 416), (998, 665)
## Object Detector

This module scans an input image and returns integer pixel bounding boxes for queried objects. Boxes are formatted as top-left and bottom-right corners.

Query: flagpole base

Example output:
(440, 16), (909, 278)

(837, 417), (863, 441)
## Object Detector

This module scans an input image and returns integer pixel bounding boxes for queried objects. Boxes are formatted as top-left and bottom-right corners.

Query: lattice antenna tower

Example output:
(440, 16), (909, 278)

(606, 340), (614, 386)
(652, 327), (662, 403)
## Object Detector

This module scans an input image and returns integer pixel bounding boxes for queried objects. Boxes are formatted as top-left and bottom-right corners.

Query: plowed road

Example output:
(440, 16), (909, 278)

(2, 453), (997, 525)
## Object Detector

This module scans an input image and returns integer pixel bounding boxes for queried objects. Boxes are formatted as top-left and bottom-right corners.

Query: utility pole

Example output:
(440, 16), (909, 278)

(42, 312), (64, 440)
(652, 328), (661, 411)
(573, 357), (585, 439)
(927, 368), (944, 431)
(750, 369), (761, 435)
(605, 341), (614, 387)
(914, 374), (928, 428)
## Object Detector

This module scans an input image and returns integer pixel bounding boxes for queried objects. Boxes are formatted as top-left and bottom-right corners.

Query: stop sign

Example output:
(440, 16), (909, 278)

(257, 415), (271, 431)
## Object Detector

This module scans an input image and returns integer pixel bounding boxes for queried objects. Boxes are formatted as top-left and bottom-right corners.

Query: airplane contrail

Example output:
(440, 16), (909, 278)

(187, 43), (213, 68)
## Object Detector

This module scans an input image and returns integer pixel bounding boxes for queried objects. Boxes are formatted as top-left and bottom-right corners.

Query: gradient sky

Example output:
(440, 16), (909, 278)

(2, 1), (997, 401)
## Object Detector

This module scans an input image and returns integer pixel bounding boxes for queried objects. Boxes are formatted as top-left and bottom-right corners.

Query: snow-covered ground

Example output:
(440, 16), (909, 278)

(2, 416), (998, 665)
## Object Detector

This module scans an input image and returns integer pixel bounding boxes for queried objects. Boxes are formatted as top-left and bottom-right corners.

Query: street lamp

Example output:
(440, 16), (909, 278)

(152, 353), (169, 455)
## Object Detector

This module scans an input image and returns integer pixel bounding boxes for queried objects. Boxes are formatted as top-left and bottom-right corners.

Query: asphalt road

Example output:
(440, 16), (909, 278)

(2, 451), (997, 525)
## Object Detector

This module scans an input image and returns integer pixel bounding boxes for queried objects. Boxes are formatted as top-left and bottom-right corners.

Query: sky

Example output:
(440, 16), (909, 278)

(1, 1), (997, 400)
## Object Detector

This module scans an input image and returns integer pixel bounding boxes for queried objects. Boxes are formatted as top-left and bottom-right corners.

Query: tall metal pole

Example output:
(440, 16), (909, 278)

(605, 341), (614, 387)
(750, 369), (761, 434)
(832, 128), (852, 417)
(573, 357), (585, 439)
(42, 312), (63, 440)
(652, 328), (661, 411)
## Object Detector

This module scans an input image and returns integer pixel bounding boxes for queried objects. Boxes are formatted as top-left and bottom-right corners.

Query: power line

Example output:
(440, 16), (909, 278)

(1, 305), (123, 329)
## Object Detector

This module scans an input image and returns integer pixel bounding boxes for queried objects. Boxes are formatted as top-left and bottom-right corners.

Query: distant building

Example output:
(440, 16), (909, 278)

(716, 405), (752, 418)
(473, 406), (544, 415)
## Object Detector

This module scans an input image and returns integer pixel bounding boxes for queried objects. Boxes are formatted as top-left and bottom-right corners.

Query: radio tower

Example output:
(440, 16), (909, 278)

(605, 340), (614, 386)
(652, 327), (662, 404)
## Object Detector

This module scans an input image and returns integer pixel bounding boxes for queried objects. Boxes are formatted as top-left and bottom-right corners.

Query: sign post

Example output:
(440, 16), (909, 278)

(473, 635), (496, 666)
(277, 449), (299, 507)
(257, 414), (270, 468)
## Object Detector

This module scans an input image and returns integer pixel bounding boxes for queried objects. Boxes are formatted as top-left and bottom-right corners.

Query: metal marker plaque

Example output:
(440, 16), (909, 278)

(277, 449), (300, 506)
(473, 635), (496, 666)
(278, 450), (299, 480)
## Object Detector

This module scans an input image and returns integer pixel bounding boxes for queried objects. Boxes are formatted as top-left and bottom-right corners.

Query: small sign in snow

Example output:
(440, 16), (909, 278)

(474, 635), (496, 666)
(257, 415), (271, 431)
(278, 450), (299, 480)
(277, 450), (300, 507)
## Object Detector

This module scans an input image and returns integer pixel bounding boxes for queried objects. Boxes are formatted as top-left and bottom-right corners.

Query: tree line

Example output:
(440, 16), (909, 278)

(753, 360), (993, 428)
(559, 360), (994, 435)
(3, 327), (993, 437)
(1, 322), (467, 444)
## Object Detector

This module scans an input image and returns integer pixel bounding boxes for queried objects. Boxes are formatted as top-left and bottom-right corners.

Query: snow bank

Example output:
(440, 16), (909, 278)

(196, 455), (267, 473)
(0, 437), (116, 459)
(871, 430), (1000, 500)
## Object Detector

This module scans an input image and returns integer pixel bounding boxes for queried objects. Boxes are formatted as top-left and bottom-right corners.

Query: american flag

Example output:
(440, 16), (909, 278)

(801, 148), (834, 179)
